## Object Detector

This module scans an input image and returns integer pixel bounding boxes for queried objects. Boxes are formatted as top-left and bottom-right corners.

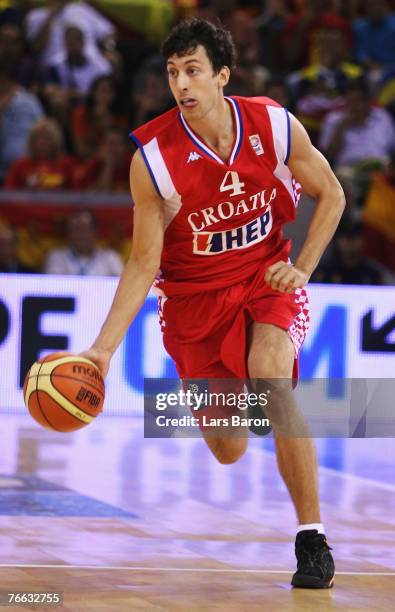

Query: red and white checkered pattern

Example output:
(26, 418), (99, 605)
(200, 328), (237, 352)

(292, 178), (302, 207)
(287, 286), (310, 356)
(157, 295), (167, 332)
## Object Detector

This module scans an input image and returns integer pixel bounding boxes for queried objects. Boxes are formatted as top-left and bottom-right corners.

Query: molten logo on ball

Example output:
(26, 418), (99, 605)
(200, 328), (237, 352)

(23, 352), (105, 432)
(72, 364), (103, 382)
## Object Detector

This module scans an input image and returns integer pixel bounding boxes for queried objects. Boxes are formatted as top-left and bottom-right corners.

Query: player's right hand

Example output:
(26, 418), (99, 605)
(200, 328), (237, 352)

(265, 260), (309, 293)
(79, 348), (112, 378)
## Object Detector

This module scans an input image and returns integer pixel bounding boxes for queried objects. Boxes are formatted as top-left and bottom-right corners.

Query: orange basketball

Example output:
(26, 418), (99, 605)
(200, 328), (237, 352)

(23, 352), (105, 432)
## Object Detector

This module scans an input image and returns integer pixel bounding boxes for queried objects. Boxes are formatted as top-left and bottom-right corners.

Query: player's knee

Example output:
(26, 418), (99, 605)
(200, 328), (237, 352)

(210, 439), (247, 465)
(215, 449), (244, 465)
(248, 325), (294, 379)
(248, 343), (292, 379)
(248, 354), (287, 379)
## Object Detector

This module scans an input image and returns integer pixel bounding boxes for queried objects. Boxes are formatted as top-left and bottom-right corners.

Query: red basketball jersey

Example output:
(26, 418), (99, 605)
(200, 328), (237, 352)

(131, 96), (301, 296)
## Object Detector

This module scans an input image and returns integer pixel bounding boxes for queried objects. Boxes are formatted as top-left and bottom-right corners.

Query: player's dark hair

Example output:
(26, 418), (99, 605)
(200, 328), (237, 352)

(161, 18), (236, 74)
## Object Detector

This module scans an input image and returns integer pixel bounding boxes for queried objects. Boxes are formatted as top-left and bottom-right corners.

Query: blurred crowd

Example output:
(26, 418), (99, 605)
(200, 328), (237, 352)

(0, 0), (395, 283)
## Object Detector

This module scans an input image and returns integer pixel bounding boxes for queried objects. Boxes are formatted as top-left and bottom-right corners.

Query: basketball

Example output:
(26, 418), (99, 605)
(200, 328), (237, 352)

(23, 352), (105, 432)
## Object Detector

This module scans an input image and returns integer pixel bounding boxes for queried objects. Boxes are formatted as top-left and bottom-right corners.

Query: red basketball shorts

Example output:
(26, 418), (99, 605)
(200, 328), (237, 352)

(157, 267), (310, 383)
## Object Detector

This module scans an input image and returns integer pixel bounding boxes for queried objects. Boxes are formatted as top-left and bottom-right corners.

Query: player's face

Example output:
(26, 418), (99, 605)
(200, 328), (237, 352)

(166, 45), (229, 120)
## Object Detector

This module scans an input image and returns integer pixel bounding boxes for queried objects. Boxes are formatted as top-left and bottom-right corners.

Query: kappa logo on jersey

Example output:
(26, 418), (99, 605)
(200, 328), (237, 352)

(249, 134), (264, 156)
(187, 151), (202, 163)
(193, 208), (273, 255)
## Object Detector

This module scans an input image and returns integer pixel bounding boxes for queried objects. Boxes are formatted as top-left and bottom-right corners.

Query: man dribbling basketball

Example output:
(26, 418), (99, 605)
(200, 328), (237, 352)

(82, 18), (345, 588)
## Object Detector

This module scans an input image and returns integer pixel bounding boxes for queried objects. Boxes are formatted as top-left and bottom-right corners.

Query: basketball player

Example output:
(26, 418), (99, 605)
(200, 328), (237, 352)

(82, 19), (345, 588)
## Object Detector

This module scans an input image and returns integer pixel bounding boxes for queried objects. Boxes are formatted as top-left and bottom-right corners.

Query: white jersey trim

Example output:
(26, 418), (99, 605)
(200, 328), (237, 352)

(130, 133), (182, 226)
(142, 137), (177, 201)
(267, 106), (296, 205)
(143, 138), (182, 228)
(267, 105), (290, 164)
(163, 191), (182, 230)
(179, 97), (242, 166)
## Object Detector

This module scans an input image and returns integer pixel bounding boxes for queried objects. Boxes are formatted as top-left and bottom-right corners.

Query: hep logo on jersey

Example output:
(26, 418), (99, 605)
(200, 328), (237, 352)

(193, 207), (273, 255)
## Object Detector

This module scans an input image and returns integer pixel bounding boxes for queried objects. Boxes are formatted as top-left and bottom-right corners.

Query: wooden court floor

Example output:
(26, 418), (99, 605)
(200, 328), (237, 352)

(0, 415), (394, 611)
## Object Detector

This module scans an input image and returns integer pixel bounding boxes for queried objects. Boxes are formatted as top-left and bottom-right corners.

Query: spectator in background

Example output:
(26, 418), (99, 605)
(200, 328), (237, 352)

(319, 79), (395, 207)
(72, 75), (127, 160)
(311, 221), (384, 285)
(0, 67), (43, 182)
(353, 0), (395, 73)
(256, 0), (290, 74)
(225, 6), (270, 96)
(194, 1), (269, 96)
(377, 67), (395, 122)
(0, 23), (40, 90)
(42, 26), (112, 153)
(75, 128), (130, 192)
(283, 0), (353, 71)
(0, 2), (25, 28)
(41, 25), (116, 153)
(5, 118), (76, 190)
(288, 26), (362, 141)
(25, 0), (115, 68)
(44, 25), (111, 100)
(363, 152), (395, 273)
(44, 209), (123, 276)
(264, 77), (292, 109)
(129, 57), (172, 130)
(319, 79), (395, 168)
(0, 224), (37, 273)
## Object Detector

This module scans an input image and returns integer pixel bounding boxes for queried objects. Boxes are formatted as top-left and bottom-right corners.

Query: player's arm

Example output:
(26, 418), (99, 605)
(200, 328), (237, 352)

(265, 114), (346, 293)
(81, 149), (164, 376)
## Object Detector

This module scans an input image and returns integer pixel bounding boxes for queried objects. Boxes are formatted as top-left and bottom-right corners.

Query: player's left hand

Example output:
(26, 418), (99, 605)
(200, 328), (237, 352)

(264, 261), (309, 293)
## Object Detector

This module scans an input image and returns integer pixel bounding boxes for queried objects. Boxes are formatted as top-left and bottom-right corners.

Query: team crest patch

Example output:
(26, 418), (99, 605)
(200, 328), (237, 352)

(249, 134), (264, 156)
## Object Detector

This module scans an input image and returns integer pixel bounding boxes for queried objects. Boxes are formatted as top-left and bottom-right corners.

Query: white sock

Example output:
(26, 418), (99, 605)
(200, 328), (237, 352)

(297, 523), (325, 535)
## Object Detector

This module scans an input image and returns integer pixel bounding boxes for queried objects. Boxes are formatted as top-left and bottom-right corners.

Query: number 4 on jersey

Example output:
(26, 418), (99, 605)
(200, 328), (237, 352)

(219, 171), (246, 197)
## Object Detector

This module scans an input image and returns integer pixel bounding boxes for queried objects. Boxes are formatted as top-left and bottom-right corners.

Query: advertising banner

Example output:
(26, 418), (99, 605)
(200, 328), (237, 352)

(1, 275), (394, 420)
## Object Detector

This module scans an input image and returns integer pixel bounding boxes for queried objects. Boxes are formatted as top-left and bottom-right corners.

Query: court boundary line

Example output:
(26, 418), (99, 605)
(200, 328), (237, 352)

(0, 564), (394, 576)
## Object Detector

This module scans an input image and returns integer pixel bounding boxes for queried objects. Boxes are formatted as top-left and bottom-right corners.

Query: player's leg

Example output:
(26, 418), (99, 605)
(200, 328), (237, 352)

(201, 426), (248, 465)
(185, 378), (249, 465)
(247, 322), (320, 523)
(247, 322), (334, 588)
(160, 288), (250, 466)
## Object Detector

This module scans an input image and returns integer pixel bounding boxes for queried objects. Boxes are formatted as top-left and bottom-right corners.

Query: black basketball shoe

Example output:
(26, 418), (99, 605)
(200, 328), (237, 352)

(291, 529), (335, 588)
